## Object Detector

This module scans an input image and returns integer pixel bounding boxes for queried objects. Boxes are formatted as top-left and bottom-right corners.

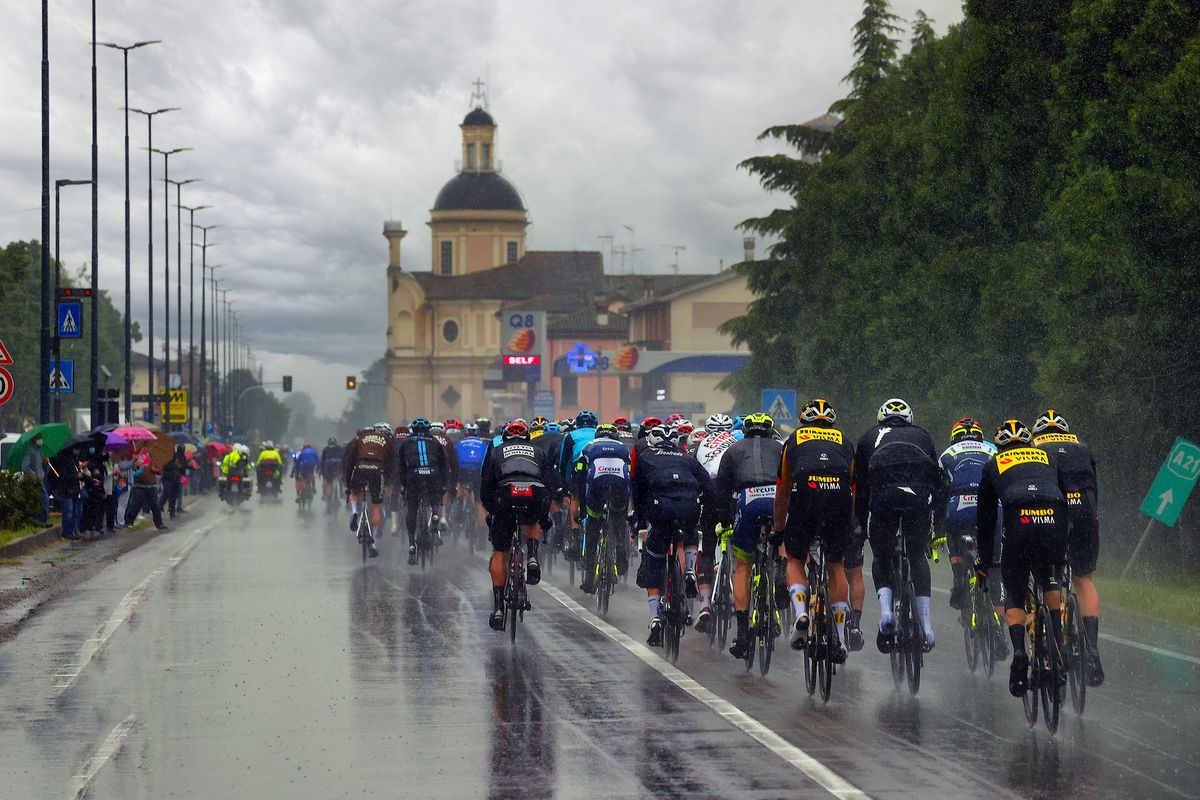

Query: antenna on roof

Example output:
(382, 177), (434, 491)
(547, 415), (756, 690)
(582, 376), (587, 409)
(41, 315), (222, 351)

(661, 244), (686, 274)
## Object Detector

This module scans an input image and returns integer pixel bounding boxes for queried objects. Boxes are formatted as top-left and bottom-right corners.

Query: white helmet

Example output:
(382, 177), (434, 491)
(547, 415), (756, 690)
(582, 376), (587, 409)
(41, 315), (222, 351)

(705, 413), (734, 433)
(262, 440), (274, 450)
(236, 443), (251, 456)
(877, 398), (913, 424)
(1032, 409), (1069, 434)
(430, 421), (446, 432)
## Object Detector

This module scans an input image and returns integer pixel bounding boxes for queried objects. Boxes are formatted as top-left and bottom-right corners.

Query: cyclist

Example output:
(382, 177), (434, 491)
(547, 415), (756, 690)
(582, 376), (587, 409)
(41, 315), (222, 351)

(613, 416), (637, 447)
(976, 419), (1070, 697)
(342, 426), (394, 557)
(456, 424), (489, 527)
(482, 421), (555, 630)
(691, 413), (737, 635)
(443, 418), (465, 448)
(716, 412), (785, 656)
(474, 417), (492, 439)
(574, 423), (632, 593)
(935, 419), (998, 610)
(1032, 409), (1104, 685)
(320, 437), (344, 502)
(430, 421), (460, 524)
(630, 415), (663, 471)
(292, 443), (320, 502)
(558, 410), (599, 556)
(854, 398), (939, 653)
(633, 424), (711, 646)
(256, 440), (283, 494)
(673, 419), (696, 454)
(768, 400), (855, 661)
(695, 413), (736, 476)
(397, 418), (450, 565)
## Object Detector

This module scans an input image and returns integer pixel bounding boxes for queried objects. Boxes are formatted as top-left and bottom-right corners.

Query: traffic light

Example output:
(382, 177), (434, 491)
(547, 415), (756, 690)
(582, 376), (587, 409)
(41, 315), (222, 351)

(58, 287), (94, 299)
(282, 375), (293, 392)
(346, 376), (357, 391)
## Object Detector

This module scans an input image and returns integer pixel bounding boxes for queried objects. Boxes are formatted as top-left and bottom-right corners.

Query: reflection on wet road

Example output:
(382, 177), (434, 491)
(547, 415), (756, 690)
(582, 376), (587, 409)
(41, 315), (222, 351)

(0, 500), (1197, 799)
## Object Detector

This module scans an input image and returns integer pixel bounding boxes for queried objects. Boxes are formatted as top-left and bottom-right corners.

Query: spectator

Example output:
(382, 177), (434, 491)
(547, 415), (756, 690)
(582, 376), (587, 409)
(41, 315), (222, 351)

(48, 450), (83, 541)
(124, 443), (167, 530)
(114, 447), (134, 527)
(160, 445), (186, 518)
(20, 433), (49, 524)
(80, 452), (106, 536)
(99, 452), (118, 532)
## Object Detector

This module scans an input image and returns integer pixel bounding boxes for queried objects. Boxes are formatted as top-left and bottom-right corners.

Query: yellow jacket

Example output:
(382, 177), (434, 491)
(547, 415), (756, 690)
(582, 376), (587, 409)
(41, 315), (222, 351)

(221, 450), (243, 476)
(257, 448), (282, 465)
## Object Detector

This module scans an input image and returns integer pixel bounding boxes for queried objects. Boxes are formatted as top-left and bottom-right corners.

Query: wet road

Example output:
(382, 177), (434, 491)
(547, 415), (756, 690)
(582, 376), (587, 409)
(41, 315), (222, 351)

(1, 499), (1197, 799)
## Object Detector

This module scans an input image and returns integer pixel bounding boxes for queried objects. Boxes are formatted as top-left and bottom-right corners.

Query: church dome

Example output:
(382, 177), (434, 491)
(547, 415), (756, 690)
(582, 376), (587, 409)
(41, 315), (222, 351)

(462, 107), (494, 126)
(433, 171), (525, 212)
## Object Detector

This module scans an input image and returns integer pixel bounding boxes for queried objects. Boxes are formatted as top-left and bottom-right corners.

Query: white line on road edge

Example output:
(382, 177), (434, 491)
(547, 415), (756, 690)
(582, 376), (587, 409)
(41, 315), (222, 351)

(930, 586), (1200, 666)
(539, 583), (871, 800)
(53, 523), (216, 694)
(68, 713), (136, 799)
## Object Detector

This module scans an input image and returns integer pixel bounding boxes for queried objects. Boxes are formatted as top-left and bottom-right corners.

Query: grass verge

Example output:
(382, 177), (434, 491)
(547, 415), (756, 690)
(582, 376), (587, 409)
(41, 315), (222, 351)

(1097, 564), (1200, 628)
(0, 524), (46, 549)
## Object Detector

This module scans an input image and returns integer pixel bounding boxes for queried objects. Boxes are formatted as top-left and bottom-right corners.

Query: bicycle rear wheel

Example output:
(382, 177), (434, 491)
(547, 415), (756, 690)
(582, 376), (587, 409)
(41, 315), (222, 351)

(818, 582), (834, 702)
(963, 601), (980, 673)
(597, 537), (612, 616)
(1023, 615), (1040, 727)
(1066, 595), (1087, 715)
(360, 524), (369, 564)
(902, 585), (922, 695)
(664, 559), (683, 664)
(1039, 605), (1064, 733)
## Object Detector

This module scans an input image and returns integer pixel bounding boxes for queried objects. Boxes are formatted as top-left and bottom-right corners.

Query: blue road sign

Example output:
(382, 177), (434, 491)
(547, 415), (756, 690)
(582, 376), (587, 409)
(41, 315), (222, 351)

(57, 301), (82, 339)
(567, 343), (597, 373)
(761, 389), (797, 424)
(48, 359), (74, 394)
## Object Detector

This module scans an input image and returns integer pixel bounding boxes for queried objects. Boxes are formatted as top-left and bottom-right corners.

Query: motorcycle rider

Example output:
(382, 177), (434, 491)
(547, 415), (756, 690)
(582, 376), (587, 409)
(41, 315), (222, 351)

(256, 441), (283, 495)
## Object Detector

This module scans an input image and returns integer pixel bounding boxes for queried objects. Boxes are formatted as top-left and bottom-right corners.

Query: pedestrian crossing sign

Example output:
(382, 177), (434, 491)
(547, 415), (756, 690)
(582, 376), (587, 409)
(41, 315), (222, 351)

(57, 301), (82, 339)
(761, 389), (797, 423)
(48, 359), (74, 394)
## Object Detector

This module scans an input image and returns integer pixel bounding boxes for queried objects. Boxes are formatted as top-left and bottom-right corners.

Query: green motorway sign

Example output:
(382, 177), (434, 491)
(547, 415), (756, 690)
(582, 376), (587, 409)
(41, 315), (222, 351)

(1140, 437), (1200, 526)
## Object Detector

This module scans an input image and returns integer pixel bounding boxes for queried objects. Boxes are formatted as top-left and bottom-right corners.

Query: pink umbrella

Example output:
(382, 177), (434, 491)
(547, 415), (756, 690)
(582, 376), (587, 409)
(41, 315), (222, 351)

(111, 426), (157, 442)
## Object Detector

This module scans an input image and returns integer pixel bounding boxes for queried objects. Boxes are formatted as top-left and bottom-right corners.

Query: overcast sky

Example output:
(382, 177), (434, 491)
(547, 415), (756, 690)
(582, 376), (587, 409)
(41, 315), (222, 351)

(1, 0), (964, 417)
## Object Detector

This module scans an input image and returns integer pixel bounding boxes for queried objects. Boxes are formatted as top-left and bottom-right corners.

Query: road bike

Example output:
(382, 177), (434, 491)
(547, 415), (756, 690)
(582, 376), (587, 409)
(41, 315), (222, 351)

(888, 529), (924, 695)
(746, 520), (783, 676)
(296, 472), (315, 511)
(593, 502), (623, 616)
(502, 520), (530, 645)
(709, 524), (734, 650)
(1059, 563), (1089, 715)
(803, 541), (837, 702)
(354, 501), (374, 564)
(415, 494), (434, 570)
(657, 527), (690, 664)
(323, 473), (342, 516)
(1022, 569), (1067, 733)
(957, 533), (1001, 677)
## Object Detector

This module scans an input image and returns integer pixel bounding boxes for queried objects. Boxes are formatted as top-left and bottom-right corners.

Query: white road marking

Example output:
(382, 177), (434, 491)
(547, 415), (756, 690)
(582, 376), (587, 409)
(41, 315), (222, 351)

(930, 586), (1200, 666)
(54, 523), (216, 694)
(68, 713), (136, 799)
(539, 583), (870, 800)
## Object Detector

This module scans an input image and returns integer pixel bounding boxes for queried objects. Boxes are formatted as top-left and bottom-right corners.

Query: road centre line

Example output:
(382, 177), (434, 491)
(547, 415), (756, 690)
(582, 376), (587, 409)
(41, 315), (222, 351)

(539, 583), (870, 800)
(68, 713), (136, 799)
(929, 587), (1200, 666)
(53, 522), (216, 694)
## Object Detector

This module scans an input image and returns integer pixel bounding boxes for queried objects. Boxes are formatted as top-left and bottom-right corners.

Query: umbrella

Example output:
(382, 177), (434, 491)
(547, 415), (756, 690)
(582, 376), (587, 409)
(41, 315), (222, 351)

(3, 423), (71, 471)
(134, 430), (178, 470)
(111, 426), (157, 442)
(168, 431), (198, 445)
(205, 441), (230, 457)
(63, 431), (107, 456)
(104, 431), (130, 450)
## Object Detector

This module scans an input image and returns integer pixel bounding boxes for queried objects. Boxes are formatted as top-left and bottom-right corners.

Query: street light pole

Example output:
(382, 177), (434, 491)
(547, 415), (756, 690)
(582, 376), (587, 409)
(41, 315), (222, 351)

(89, 0), (98, 426)
(39, 0), (51, 423)
(99, 40), (158, 424)
(129, 108), (176, 419)
(181, 209), (210, 427)
(201, 261), (222, 430)
(166, 178), (198, 378)
(148, 146), (190, 412)
(53, 178), (92, 422)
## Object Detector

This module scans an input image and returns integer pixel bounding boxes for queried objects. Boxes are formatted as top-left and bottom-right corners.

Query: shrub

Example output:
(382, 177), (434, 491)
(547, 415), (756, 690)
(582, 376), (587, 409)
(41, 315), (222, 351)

(0, 469), (43, 530)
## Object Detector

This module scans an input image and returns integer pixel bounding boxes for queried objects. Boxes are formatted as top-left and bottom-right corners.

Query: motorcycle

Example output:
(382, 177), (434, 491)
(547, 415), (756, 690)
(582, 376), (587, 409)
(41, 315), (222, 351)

(258, 463), (282, 500)
(220, 471), (253, 508)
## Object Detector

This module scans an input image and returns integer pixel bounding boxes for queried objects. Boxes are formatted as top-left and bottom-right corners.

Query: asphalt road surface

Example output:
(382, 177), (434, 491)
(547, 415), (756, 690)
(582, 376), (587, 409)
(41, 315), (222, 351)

(1, 498), (1197, 799)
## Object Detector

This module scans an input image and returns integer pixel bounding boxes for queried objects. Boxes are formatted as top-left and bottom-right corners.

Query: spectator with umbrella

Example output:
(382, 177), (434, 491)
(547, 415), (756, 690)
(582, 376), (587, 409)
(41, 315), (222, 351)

(123, 438), (167, 530)
(160, 445), (188, 518)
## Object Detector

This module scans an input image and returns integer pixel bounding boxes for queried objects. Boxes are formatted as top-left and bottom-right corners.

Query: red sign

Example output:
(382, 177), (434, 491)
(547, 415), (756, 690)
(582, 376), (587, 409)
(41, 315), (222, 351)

(0, 368), (14, 407)
(0, 337), (12, 365)
(503, 355), (540, 366)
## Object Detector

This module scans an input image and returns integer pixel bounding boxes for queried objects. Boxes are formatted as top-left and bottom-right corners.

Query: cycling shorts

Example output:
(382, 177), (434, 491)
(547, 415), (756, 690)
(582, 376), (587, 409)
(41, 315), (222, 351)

(350, 464), (384, 504)
(782, 478), (850, 562)
(1000, 500), (1067, 610)
(490, 481), (550, 551)
(637, 503), (701, 590)
(321, 460), (342, 481)
(731, 485), (776, 561)
(459, 468), (481, 497)
(586, 478), (629, 517)
(1065, 488), (1099, 575)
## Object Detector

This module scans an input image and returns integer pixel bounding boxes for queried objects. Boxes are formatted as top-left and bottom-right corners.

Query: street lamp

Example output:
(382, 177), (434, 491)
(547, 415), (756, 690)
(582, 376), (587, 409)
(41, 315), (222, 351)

(148, 146), (190, 411)
(166, 178), (199, 377)
(98, 40), (158, 424)
(181, 208), (211, 426)
(203, 262), (223, 429)
(129, 107), (176, 416)
(53, 178), (92, 422)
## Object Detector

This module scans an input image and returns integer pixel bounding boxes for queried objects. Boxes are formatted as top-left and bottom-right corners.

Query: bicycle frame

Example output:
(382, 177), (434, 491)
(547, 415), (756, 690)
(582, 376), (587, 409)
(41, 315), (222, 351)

(889, 529), (923, 694)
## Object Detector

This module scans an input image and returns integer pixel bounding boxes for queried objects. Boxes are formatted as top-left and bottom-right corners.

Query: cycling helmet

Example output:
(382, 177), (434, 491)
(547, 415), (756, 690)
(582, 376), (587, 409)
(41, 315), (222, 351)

(1032, 409), (1069, 434)
(613, 416), (631, 432)
(644, 424), (673, 449)
(733, 416), (745, 430)
(429, 420), (445, 432)
(263, 440), (274, 449)
(675, 421), (694, 438)
(595, 423), (619, 439)
(994, 419), (1032, 447)
(236, 443), (251, 456)
(543, 421), (561, 433)
(800, 398), (836, 424)
(410, 418), (431, 434)
(637, 416), (663, 439)
(327, 437), (337, 446)
(531, 415), (549, 431)
(665, 413), (686, 426)
(877, 398), (913, 424)
(373, 423), (394, 436)
(503, 420), (530, 441)
(444, 418), (462, 430)
(558, 418), (575, 431)
(575, 410), (598, 429)
(395, 425), (409, 434)
(464, 422), (479, 435)
(743, 412), (774, 437)
(950, 417), (984, 442)
(356, 427), (373, 436)
(705, 413), (734, 433)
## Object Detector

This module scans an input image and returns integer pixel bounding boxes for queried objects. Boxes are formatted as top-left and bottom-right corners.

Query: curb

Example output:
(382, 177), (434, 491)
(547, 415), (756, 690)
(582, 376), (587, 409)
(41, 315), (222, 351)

(0, 525), (64, 559)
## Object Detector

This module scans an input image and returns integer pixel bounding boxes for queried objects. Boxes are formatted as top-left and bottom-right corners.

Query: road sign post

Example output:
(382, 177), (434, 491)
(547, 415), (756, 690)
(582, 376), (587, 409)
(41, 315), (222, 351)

(761, 389), (797, 425)
(1125, 437), (1200, 577)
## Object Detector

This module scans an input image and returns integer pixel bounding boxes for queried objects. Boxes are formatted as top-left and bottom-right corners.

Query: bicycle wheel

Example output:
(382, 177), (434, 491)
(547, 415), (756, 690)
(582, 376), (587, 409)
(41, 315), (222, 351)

(818, 581), (834, 702)
(360, 522), (369, 564)
(901, 586), (922, 695)
(1023, 610), (1040, 727)
(963, 600), (980, 673)
(1066, 594), (1087, 715)
(597, 536), (611, 616)
(979, 591), (997, 678)
(1039, 605), (1064, 733)
(664, 559), (682, 664)
(757, 556), (776, 676)
(507, 552), (522, 645)
(714, 556), (732, 650)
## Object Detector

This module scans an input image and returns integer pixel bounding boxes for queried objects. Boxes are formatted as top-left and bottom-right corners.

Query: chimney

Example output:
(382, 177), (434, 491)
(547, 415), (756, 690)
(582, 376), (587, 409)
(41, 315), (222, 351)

(742, 236), (756, 264)
(384, 220), (407, 269)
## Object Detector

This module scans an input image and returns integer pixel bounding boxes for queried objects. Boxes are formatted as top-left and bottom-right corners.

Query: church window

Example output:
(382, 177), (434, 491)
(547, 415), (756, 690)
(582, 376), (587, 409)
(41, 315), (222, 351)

(506, 241), (518, 265)
(466, 143), (476, 171)
(440, 241), (453, 275)
(482, 143), (492, 170)
(442, 319), (459, 343)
